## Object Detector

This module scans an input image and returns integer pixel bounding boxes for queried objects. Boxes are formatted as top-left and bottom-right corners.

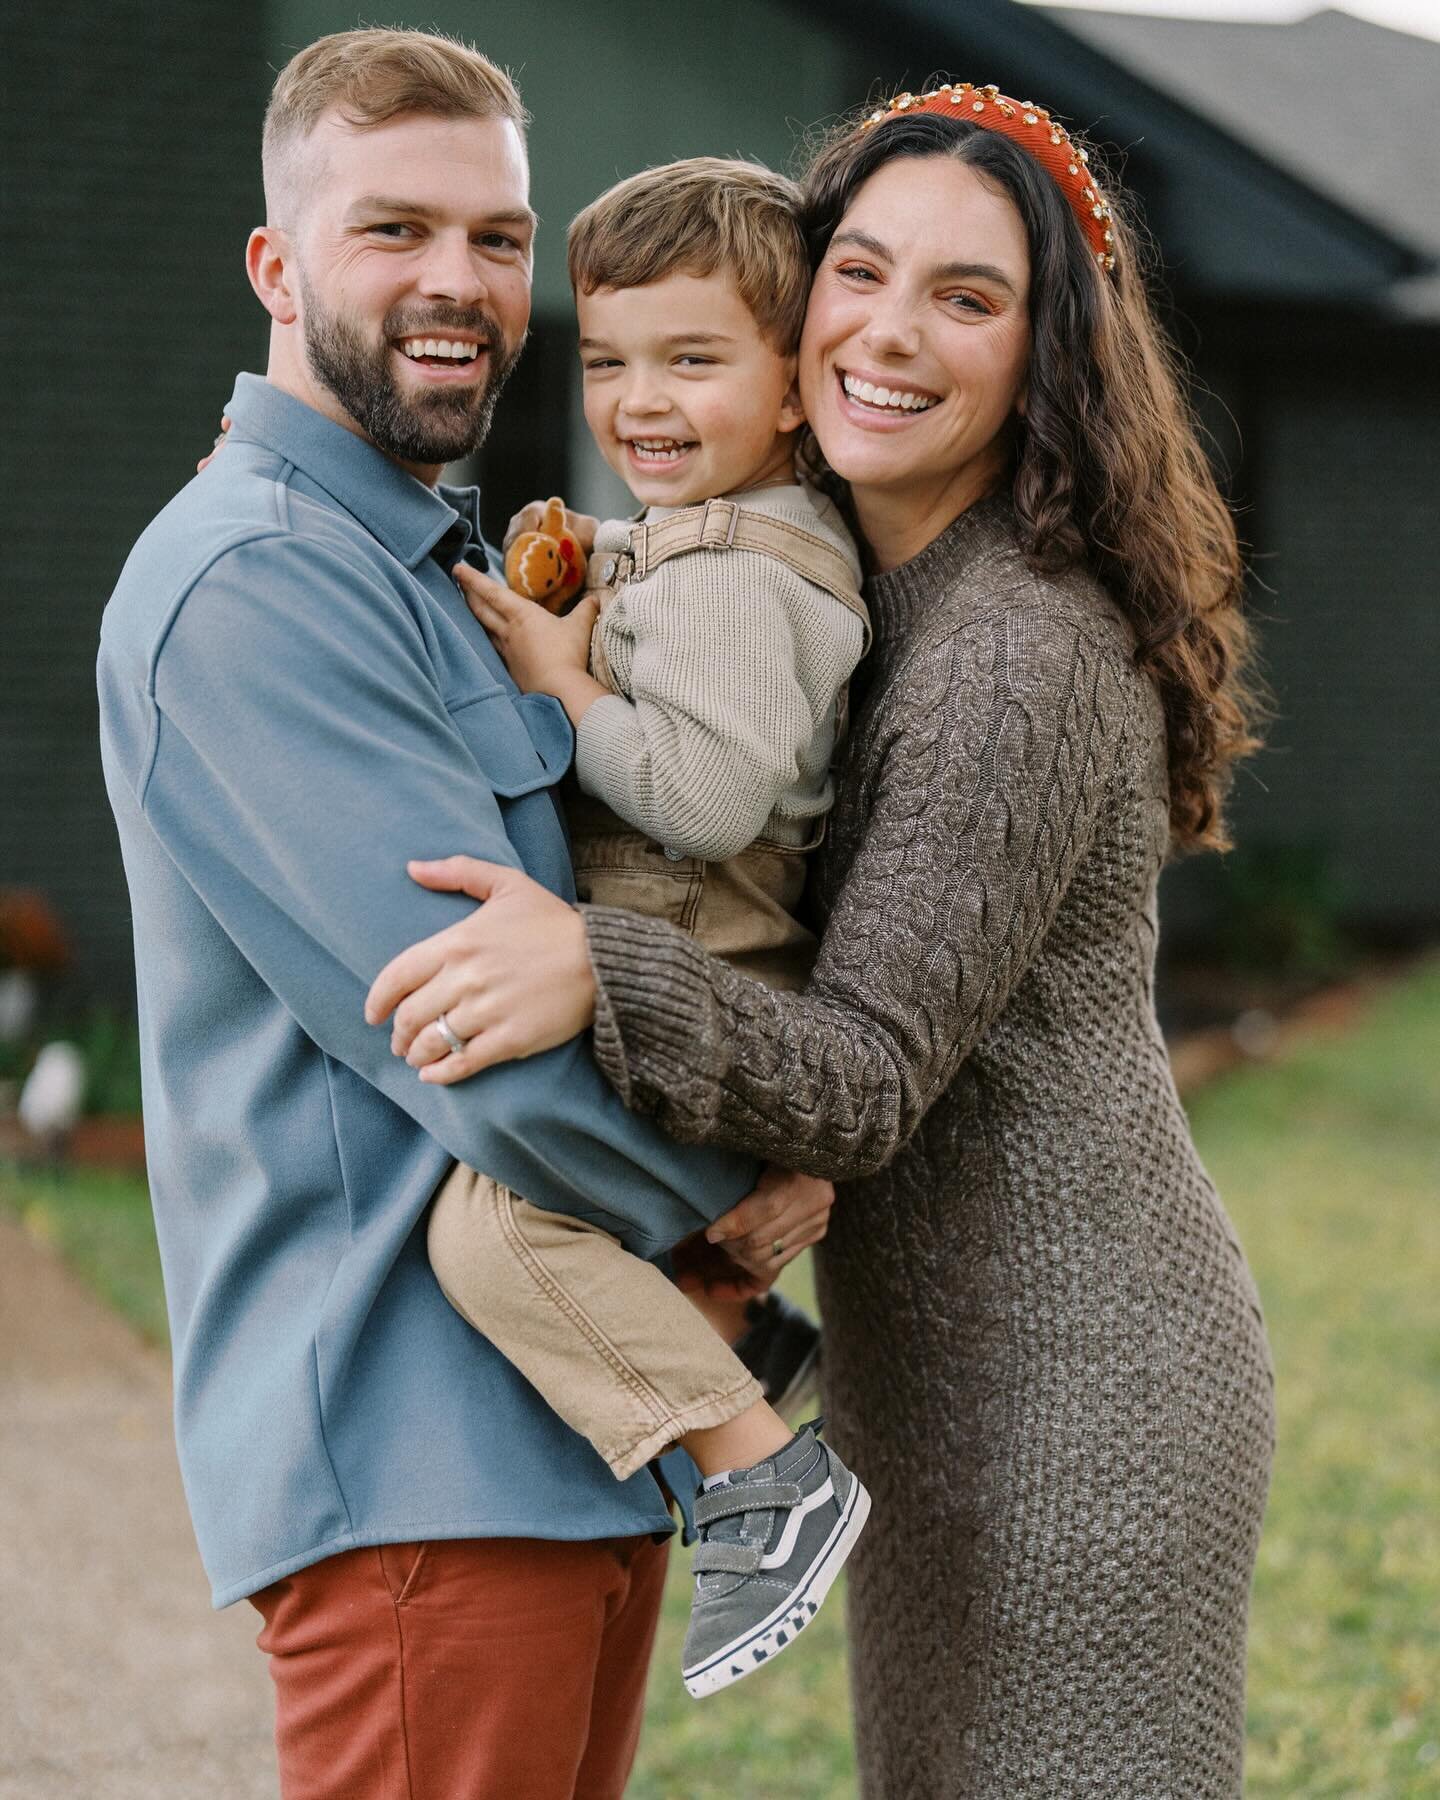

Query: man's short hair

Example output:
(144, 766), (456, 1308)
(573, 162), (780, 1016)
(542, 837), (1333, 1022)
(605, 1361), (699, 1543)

(263, 28), (528, 225)
(567, 158), (809, 353)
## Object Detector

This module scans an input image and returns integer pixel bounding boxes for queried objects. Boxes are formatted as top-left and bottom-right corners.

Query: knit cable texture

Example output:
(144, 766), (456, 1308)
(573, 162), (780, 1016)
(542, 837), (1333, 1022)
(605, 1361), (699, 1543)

(583, 496), (1275, 1796)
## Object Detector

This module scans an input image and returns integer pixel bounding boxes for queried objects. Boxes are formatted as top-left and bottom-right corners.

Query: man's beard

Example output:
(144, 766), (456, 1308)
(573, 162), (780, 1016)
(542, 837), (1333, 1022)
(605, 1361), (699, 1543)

(299, 274), (524, 467)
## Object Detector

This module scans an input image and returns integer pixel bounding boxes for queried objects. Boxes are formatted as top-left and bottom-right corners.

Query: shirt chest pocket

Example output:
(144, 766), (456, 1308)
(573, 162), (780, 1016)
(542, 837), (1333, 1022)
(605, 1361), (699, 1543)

(444, 689), (574, 798)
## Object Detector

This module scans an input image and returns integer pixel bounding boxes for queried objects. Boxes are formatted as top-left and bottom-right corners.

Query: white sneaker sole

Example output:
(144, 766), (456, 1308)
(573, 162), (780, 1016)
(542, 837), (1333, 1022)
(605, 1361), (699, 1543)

(682, 1475), (871, 1700)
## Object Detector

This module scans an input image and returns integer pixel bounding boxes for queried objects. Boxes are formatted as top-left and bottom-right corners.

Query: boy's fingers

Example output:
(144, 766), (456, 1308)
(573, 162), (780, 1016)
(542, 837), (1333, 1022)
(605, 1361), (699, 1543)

(502, 501), (546, 552)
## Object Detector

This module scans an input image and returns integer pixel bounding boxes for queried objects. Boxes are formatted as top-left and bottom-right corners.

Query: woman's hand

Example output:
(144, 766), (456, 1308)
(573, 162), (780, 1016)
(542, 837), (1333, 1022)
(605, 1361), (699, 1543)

(454, 562), (604, 725)
(364, 857), (597, 1080)
(702, 1165), (836, 1282)
(503, 500), (599, 556)
(196, 414), (231, 474)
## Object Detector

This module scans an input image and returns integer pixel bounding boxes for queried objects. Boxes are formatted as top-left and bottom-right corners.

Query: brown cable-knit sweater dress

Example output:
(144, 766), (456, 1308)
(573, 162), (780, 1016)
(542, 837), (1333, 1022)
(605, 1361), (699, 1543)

(583, 495), (1275, 1798)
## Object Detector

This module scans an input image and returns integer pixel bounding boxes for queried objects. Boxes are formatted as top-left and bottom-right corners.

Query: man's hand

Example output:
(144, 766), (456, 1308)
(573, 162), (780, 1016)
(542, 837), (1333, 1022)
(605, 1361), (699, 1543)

(454, 562), (605, 726)
(703, 1165), (836, 1281)
(503, 500), (599, 557)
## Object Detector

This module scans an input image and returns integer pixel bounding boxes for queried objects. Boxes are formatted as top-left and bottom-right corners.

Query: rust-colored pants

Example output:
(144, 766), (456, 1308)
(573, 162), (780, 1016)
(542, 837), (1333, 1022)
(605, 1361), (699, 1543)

(250, 1533), (669, 1799)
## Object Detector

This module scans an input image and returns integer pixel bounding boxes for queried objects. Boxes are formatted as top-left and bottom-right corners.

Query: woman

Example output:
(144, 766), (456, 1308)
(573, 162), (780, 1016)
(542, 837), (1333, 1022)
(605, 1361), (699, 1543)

(374, 86), (1275, 1795)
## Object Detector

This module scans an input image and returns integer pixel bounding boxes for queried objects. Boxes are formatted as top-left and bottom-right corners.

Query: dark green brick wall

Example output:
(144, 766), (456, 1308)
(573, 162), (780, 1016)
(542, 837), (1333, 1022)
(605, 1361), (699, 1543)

(2, 2), (271, 1003)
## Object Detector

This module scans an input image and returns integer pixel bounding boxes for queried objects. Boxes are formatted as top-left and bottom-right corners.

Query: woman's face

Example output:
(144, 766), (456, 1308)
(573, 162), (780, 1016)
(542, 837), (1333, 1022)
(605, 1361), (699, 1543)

(799, 155), (1032, 534)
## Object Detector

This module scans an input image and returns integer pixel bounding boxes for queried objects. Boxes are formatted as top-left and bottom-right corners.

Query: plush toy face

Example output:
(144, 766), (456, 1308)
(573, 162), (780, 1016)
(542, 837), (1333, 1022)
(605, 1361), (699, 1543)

(503, 495), (589, 611)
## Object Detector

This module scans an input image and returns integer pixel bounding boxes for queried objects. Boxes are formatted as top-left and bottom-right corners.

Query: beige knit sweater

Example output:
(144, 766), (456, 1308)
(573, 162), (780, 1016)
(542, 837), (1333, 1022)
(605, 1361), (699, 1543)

(582, 495), (1276, 1797)
(575, 483), (865, 859)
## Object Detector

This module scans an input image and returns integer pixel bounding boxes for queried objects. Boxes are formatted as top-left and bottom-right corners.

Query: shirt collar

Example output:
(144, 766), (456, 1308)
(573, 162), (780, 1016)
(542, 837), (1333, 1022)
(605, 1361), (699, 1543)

(224, 373), (482, 571)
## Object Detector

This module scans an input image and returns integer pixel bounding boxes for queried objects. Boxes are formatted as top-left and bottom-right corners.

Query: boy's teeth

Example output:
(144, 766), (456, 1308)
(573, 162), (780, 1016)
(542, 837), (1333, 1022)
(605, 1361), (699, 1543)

(842, 374), (936, 412)
(400, 338), (480, 361)
(630, 438), (691, 461)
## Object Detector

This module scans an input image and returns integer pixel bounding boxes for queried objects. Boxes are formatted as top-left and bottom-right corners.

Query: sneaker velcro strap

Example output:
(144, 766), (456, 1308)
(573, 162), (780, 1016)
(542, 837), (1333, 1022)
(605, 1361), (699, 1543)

(694, 1480), (802, 1529)
(692, 1541), (764, 1577)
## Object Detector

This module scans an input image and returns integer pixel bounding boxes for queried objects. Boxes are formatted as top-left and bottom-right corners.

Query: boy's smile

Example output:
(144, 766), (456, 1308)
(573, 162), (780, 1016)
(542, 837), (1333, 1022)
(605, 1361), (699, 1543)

(577, 272), (805, 508)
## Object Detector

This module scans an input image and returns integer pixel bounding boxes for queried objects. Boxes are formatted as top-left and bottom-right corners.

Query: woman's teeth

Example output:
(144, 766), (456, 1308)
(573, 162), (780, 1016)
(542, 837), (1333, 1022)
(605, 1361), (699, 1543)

(842, 374), (937, 413)
(629, 439), (693, 462)
(400, 338), (481, 361)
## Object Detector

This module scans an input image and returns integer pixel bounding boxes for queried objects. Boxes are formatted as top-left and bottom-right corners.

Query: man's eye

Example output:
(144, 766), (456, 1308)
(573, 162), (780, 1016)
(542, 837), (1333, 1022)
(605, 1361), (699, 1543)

(369, 222), (416, 239)
(478, 233), (522, 252)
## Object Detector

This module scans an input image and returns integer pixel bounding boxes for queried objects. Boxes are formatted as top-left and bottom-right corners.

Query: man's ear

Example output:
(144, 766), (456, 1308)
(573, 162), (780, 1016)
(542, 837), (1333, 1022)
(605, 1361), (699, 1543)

(246, 225), (298, 327)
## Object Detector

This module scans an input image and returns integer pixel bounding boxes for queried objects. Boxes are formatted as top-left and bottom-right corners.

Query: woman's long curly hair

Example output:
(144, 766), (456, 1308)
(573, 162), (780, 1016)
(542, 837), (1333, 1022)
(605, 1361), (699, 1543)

(800, 107), (1262, 853)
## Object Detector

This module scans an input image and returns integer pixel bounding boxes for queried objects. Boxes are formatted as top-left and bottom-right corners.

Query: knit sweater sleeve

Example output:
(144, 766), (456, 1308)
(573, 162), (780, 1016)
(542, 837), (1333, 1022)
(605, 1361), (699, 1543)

(575, 548), (861, 861)
(582, 607), (1132, 1179)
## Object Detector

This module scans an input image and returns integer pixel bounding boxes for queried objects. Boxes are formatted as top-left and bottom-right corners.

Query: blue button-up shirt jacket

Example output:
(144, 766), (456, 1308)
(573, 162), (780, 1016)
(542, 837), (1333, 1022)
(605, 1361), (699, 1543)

(97, 375), (754, 1606)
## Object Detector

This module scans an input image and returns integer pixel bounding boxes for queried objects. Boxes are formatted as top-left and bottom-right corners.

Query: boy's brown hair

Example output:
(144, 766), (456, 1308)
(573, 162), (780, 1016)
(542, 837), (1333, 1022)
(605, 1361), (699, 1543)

(567, 158), (809, 353)
(263, 28), (527, 224)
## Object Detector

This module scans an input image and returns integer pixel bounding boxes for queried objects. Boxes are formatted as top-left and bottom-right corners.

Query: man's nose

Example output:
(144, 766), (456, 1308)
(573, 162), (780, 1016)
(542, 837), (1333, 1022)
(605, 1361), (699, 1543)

(415, 232), (488, 306)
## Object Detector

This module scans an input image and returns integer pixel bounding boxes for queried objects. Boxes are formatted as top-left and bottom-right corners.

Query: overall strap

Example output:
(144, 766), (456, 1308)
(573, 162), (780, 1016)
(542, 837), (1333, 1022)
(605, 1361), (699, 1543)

(625, 498), (872, 653)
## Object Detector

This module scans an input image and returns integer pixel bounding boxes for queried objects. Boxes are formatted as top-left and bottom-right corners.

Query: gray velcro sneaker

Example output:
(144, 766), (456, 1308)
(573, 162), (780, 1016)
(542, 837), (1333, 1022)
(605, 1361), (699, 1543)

(681, 1420), (870, 1699)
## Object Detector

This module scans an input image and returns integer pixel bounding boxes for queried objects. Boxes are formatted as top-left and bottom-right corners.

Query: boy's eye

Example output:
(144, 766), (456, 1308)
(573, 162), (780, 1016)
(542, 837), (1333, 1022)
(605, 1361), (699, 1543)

(583, 357), (621, 372)
(675, 355), (715, 367)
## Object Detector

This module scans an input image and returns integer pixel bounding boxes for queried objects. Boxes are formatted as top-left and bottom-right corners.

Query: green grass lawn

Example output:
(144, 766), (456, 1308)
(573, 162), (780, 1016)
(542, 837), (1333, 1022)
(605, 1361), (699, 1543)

(3, 957), (1437, 1795)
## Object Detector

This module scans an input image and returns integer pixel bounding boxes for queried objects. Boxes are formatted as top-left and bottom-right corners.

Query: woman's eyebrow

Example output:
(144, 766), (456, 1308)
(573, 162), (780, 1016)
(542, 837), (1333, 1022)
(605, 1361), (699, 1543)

(933, 261), (1020, 297)
(832, 230), (1018, 297)
(831, 227), (891, 262)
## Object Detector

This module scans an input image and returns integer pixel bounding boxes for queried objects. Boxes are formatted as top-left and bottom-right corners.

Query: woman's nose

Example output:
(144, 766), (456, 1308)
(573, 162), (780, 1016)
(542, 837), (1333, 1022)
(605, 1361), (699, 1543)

(860, 295), (920, 358)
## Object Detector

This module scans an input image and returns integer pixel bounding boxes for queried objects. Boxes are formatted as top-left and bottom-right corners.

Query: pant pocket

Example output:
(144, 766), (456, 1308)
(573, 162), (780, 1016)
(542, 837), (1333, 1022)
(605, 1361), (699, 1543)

(377, 1541), (429, 1604)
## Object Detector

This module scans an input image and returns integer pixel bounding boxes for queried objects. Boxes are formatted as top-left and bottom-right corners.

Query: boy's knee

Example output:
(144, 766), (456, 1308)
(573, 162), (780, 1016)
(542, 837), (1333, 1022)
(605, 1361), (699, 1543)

(427, 1166), (515, 1332)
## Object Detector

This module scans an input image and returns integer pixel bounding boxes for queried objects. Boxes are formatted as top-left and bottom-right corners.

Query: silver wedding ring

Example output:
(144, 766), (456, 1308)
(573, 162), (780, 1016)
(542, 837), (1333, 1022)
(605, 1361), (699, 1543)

(434, 1012), (466, 1056)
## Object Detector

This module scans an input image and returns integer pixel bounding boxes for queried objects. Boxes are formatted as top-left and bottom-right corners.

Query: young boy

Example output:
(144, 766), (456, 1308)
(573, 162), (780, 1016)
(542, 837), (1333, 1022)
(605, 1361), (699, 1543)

(432, 158), (871, 1698)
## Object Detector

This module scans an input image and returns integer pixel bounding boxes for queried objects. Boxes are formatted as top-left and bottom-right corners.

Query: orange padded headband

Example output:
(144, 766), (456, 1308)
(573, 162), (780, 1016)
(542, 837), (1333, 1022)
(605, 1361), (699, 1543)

(861, 83), (1116, 275)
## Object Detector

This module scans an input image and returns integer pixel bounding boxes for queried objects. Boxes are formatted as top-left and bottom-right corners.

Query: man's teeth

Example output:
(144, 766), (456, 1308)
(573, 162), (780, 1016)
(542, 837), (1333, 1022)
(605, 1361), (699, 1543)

(399, 338), (481, 361)
(629, 439), (692, 462)
(842, 375), (937, 412)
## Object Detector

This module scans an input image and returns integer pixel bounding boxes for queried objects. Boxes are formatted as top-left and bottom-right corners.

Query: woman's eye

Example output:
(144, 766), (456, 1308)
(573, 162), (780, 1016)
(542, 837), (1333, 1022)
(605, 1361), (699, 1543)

(836, 263), (878, 283)
(946, 291), (993, 316)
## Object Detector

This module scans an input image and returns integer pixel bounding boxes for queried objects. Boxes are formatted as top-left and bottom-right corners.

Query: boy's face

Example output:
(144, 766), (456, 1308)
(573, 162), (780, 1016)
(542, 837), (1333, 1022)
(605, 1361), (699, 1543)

(577, 272), (804, 508)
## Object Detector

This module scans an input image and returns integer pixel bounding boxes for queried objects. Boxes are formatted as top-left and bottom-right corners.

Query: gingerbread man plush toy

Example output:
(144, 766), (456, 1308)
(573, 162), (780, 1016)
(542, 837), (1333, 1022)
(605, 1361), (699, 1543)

(503, 497), (589, 613)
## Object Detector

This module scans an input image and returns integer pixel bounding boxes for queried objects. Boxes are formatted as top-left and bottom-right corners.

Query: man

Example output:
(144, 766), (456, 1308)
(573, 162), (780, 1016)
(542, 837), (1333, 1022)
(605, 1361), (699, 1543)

(98, 28), (824, 1798)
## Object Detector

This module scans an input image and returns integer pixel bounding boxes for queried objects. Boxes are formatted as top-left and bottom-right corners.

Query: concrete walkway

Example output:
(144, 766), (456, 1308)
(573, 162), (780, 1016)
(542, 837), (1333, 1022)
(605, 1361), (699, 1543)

(0, 1211), (276, 1799)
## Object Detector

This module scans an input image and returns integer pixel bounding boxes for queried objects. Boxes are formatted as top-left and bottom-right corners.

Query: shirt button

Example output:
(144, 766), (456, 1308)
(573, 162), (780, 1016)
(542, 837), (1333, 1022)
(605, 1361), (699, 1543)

(663, 846), (685, 862)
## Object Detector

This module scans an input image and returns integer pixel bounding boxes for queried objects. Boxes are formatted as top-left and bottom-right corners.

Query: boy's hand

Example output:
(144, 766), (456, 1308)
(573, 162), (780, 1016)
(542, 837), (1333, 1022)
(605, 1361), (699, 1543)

(454, 561), (605, 724)
(502, 500), (599, 557)
(196, 414), (232, 474)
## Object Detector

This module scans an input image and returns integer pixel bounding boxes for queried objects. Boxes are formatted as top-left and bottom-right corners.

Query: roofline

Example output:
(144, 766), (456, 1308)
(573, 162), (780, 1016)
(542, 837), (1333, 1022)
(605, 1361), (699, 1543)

(800, 0), (1430, 282)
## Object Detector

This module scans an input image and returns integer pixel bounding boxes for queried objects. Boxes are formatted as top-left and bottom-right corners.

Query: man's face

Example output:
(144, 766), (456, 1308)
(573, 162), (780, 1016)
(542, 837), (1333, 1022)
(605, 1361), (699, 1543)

(289, 111), (534, 470)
